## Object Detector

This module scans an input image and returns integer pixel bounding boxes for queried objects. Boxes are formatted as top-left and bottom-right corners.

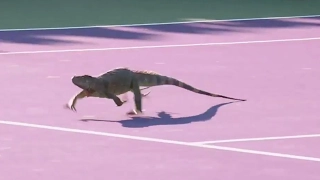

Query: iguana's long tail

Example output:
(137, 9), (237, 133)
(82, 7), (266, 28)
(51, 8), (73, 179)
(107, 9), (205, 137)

(134, 70), (246, 101)
(166, 77), (246, 101)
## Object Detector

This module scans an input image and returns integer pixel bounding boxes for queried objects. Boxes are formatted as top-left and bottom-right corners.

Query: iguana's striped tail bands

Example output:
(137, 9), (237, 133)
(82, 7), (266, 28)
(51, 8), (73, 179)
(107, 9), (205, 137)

(133, 70), (246, 101)
(161, 76), (246, 101)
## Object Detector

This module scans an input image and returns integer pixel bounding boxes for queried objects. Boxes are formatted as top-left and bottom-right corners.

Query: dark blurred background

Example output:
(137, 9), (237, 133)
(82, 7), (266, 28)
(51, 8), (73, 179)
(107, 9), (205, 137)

(1, 0), (319, 29)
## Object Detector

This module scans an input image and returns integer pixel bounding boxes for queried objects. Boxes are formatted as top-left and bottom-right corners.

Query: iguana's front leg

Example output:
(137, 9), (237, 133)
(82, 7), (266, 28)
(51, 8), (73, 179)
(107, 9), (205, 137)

(65, 90), (88, 112)
(65, 90), (127, 112)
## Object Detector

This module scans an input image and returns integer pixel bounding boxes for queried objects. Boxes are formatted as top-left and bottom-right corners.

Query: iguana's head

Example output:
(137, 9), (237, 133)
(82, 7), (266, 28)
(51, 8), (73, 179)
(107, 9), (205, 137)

(72, 75), (97, 90)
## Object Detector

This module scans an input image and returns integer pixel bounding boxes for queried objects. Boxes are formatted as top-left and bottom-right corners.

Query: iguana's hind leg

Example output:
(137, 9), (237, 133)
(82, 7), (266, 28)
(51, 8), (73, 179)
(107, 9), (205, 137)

(104, 92), (128, 107)
(120, 87), (151, 103)
(127, 78), (143, 115)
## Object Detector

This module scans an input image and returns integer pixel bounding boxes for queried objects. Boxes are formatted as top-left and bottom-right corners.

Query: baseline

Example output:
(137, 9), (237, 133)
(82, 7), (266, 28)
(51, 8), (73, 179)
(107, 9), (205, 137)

(192, 134), (320, 145)
(0, 14), (319, 32)
(1, 37), (320, 55)
(1, 120), (320, 162)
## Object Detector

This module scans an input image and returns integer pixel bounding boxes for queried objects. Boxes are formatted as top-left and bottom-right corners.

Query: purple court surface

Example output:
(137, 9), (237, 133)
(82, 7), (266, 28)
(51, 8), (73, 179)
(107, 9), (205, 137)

(1, 16), (320, 180)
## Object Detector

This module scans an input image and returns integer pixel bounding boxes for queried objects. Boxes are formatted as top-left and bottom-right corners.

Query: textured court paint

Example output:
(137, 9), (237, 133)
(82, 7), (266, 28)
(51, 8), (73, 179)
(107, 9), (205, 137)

(2, 125), (319, 180)
(1, 38), (319, 142)
(0, 37), (320, 55)
(208, 137), (320, 160)
(0, 14), (319, 31)
(1, 17), (320, 54)
(1, 120), (320, 162)
(2, 18), (320, 180)
(193, 134), (320, 144)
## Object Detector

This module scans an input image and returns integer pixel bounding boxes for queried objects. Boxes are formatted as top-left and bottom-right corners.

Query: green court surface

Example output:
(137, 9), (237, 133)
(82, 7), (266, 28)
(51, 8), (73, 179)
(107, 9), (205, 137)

(1, 0), (320, 29)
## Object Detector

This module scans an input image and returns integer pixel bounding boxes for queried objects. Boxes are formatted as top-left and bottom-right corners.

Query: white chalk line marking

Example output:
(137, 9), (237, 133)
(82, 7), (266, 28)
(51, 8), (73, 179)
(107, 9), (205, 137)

(0, 14), (319, 31)
(1, 37), (320, 55)
(1, 120), (320, 162)
(192, 134), (320, 145)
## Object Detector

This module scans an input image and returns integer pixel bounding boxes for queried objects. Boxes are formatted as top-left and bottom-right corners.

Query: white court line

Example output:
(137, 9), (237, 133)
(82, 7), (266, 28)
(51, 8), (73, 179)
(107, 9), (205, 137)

(192, 134), (320, 145)
(1, 37), (320, 55)
(1, 120), (320, 162)
(0, 14), (319, 31)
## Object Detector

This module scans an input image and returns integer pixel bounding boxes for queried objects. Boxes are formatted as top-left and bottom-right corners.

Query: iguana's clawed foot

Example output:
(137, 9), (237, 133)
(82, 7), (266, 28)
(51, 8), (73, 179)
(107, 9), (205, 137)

(119, 95), (129, 106)
(64, 103), (77, 112)
(116, 99), (128, 107)
(126, 109), (143, 116)
(142, 91), (151, 97)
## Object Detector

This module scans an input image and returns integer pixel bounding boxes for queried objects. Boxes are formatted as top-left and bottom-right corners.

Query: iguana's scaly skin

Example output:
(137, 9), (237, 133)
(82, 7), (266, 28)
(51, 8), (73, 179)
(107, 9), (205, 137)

(65, 67), (246, 115)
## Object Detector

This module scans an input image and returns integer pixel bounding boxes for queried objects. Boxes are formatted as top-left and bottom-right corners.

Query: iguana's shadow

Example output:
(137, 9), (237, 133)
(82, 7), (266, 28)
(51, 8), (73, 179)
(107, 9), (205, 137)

(81, 101), (238, 128)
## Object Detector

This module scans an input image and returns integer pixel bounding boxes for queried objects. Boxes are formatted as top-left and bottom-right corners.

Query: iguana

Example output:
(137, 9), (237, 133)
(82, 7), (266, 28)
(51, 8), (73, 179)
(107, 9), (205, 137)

(65, 67), (246, 115)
